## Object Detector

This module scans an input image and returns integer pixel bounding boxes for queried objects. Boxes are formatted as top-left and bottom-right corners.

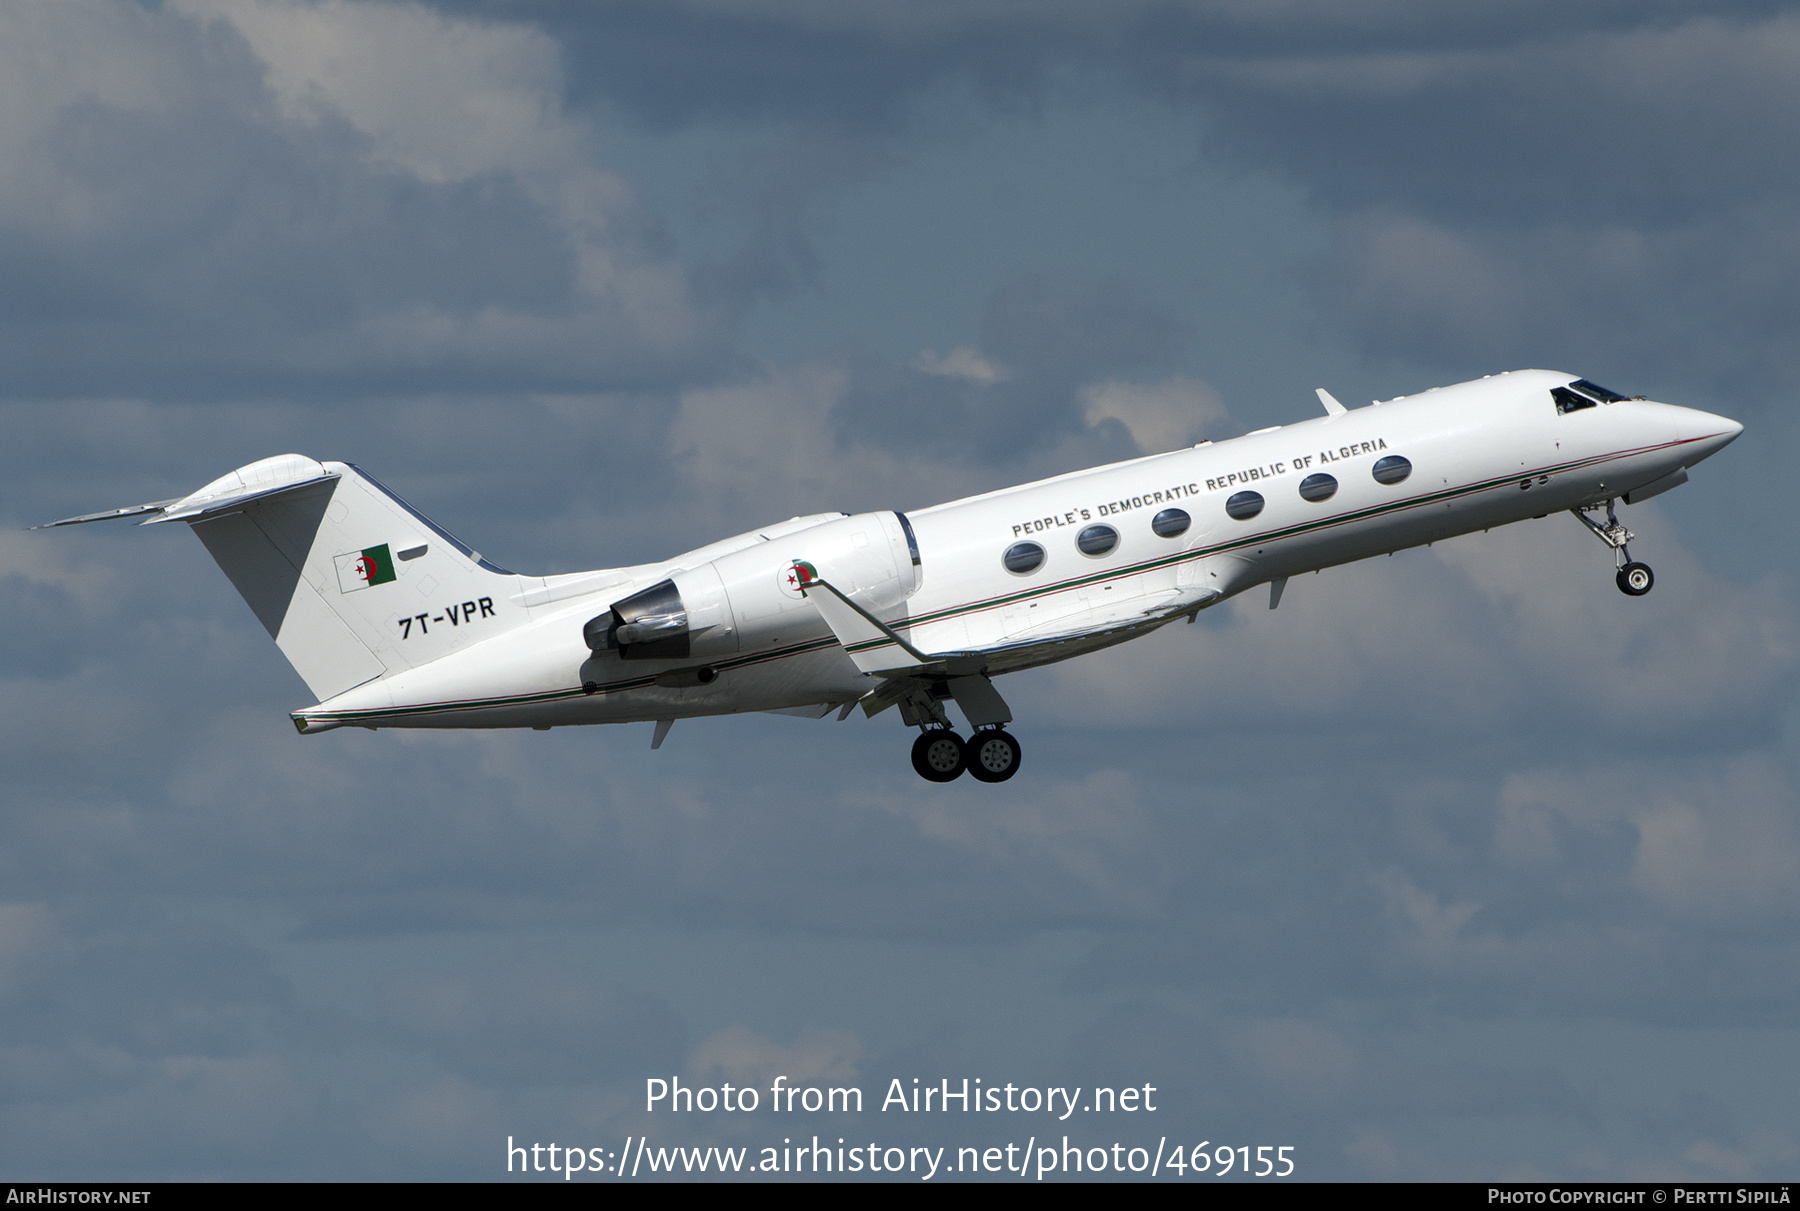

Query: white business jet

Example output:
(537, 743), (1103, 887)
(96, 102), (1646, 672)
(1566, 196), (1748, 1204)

(41, 370), (1740, 783)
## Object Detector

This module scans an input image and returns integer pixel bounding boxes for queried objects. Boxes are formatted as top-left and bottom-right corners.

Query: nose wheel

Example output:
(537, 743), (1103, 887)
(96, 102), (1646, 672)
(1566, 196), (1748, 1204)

(1572, 502), (1655, 596)
(1617, 562), (1654, 596)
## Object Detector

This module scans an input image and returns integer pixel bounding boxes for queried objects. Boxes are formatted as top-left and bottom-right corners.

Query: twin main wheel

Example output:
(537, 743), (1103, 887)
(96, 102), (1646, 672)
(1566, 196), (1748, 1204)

(1617, 561), (1654, 596)
(910, 729), (1022, 783)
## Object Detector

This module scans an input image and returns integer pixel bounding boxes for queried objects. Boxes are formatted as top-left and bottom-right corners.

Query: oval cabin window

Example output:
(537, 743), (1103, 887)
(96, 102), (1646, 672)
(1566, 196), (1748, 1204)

(1076, 524), (1119, 557)
(1225, 491), (1265, 521)
(1003, 541), (1046, 574)
(1298, 473), (1338, 503)
(1151, 508), (1190, 538)
(1371, 455), (1412, 485)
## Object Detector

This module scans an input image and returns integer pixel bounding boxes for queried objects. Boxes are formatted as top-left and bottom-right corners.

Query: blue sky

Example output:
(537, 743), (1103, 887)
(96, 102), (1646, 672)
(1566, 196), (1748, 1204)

(2, 0), (1797, 1180)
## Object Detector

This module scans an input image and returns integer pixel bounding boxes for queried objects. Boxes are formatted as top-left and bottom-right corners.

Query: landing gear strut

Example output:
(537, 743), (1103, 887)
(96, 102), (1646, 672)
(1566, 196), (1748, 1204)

(1571, 501), (1654, 596)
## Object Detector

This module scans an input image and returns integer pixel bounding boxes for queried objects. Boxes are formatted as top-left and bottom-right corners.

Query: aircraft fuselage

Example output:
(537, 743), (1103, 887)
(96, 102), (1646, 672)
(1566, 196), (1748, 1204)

(286, 370), (1740, 738)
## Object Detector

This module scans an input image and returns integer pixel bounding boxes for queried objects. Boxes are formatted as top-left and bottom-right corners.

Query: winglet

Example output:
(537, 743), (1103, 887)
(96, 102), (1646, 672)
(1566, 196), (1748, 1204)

(1316, 388), (1347, 416)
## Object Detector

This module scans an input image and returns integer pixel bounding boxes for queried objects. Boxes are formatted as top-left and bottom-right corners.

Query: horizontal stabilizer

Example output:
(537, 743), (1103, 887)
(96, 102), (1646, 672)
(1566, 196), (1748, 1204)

(32, 499), (182, 529)
(34, 455), (338, 529)
(149, 474), (338, 523)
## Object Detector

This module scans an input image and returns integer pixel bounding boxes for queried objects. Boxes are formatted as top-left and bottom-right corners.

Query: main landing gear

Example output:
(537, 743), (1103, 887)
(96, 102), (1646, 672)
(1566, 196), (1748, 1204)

(909, 727), (1023, 783)
(896, 674), (1021, 783)
(1571, 501), (1654, 596)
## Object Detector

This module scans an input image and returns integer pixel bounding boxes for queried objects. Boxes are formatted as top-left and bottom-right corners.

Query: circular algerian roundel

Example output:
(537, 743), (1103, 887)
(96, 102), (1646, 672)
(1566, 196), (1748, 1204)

(777, 560), (817, 599)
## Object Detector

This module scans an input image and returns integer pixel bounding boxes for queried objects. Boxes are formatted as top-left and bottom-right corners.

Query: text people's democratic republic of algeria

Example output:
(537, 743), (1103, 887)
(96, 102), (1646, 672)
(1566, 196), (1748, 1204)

(1009, 437), (1391, 537)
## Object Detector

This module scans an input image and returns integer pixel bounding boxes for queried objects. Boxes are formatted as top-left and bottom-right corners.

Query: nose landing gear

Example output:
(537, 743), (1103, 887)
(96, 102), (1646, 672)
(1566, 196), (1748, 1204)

(1572, 501), (1654, 596)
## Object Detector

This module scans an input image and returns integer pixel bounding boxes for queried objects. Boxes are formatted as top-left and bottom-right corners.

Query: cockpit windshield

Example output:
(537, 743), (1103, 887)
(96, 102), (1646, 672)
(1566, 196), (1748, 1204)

(1552, 387), (1595, 414)
(1553, 378), (1634, 415)
(1569, 378), (1630, 403)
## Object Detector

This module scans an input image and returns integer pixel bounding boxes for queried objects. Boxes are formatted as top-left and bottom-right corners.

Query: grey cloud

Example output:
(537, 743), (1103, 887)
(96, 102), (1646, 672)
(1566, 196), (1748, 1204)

(0, 0), (726, 400)
(378, 966), (685, 1084)
(1310, 205), (1800, 398)
(432, 2), (1778, 129)
(831, 273), (1188, 465)
(443, 3), (1800, 404)
(1185, 13), (1800, 226)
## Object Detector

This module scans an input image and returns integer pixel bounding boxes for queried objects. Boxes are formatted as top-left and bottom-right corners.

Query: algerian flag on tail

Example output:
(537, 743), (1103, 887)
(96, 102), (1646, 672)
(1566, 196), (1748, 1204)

(334, 543), (396, 592)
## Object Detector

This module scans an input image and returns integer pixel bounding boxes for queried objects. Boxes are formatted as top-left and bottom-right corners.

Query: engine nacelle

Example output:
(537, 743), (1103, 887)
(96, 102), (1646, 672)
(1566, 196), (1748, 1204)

(583, 511), (919, 664)
(583, 561), (741, 662)
(709, 510), (921, 636)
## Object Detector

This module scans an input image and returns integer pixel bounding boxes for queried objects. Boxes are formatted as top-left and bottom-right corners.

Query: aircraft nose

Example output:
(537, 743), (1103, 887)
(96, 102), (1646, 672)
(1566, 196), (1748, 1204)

(1663, 403), (1743, 464)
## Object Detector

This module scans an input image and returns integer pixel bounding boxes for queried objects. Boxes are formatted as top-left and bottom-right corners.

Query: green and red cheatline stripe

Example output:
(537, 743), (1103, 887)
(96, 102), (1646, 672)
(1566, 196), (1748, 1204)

(294, 435), (1707, 726)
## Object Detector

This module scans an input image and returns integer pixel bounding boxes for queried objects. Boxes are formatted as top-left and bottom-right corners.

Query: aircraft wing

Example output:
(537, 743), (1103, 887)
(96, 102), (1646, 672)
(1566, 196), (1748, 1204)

(800, 569), (1219, 721)
(798, 573), (983, 676)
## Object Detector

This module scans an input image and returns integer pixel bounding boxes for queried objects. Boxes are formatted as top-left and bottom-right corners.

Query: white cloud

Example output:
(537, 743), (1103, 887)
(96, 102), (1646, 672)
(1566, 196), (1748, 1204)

(0, 0), (717, 390)
(1081, 374), (1230, 454)
(913, 345), (1009, 385)
(1500, 756), (1800, 925)
(175, 0), (701, 336)
(668, 360), (1019, 523)
(175, 0), (567, 187)
(687, 1025), (862, 1089)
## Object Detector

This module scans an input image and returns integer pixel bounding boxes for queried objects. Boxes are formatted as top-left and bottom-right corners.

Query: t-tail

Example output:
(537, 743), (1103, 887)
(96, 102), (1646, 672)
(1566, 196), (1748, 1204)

(37, 454), (529, 704)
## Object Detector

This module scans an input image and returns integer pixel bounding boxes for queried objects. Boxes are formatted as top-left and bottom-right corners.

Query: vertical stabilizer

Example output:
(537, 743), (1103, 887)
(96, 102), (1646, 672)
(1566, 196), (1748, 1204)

(171, 457), (527, 700)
